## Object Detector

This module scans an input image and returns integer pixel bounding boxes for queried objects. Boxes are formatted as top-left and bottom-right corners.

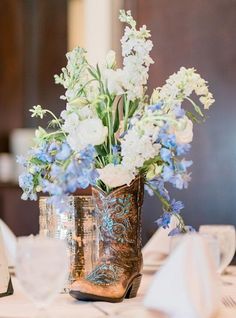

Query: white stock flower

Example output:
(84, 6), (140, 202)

(199, 93), (215, 109)
(152, 67), (214, 111)
(98, 164), (135, 188)
(121, 127), (161, 173)
(104, 10), (154, 101)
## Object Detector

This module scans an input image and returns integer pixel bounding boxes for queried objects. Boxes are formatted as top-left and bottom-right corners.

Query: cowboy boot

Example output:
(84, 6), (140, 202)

(69, 176), (144, 302)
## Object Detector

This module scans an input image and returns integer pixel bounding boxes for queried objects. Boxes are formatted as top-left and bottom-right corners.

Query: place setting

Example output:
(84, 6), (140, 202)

(0, 3), (236, 318)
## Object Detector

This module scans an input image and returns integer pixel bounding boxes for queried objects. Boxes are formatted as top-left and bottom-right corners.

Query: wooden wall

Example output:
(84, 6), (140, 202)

(0, 0), (67, 235)
(125, 0), (236, 242)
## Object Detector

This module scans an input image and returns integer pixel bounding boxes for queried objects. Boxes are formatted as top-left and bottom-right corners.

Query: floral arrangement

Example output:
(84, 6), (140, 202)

(18, 11), (214, 235)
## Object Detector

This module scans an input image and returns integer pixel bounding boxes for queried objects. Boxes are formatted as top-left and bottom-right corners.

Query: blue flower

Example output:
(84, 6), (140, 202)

(48, 142), (60, 153)
(160, 148), (172, 163)
(19, 173), (36, 200)
(168, 227), (181, 236)
(175, 159), (193, 172)
(169, 173), (190, 190)
(146, 178), (170, 201)
(29, 164), (41, 174)
(170, 199), (184, 214)
(41, 179), (63, 196)
(176, 143), (191, 156)
(77, 175), (90, 189)
(158, 132), (176, 149)
(148, 102), (163, 112)
(55, 143), (71, 161)
(16, 155), (27, 167)
(162, 165), (174, 182)
(112, 145), (120, 165)
(173, 104), (185, 118)
(79, 145), (97, 163)
(19, 173), (33, 189)
(33, 143), (53, 163)
(156, 213), (171, 229)
(87, 169), (99, 185)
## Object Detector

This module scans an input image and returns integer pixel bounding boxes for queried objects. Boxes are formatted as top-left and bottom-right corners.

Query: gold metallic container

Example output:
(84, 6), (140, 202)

(39, 196), (98, 292)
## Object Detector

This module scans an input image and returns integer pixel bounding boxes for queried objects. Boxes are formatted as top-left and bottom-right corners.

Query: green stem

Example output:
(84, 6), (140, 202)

(146, 182), (170, 210)
(95, 157), (104, 168)
(45, 110), (66, 137)
(42, 131), (65, 139)
(123, 96), (130, 131)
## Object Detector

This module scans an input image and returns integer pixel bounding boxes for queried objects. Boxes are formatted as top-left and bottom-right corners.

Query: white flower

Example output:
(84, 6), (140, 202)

(104, 10), (154, 101)
(105, 50), (116, 69)
(150, 88), (160, 104)
(98, 164), (135, 188)
(104, 69), (124, 96)
(199, 93), (215, 109)
(62, 114), (108, 151)
(121, 127), (161, 173)
(68, 97), (88, 107)
(35, 127), (47, 139)
(77, 118), (108, 146)
(170, 116), (193, 144)
(30, 105), (47, 119)
(152, 67), (214, 112)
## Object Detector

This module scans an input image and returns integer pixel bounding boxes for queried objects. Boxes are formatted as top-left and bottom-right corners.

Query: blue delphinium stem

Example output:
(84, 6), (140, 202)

(145, 181), (186, 233)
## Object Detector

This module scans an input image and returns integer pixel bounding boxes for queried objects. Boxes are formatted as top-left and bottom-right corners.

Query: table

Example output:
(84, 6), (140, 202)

(1, 267), (236, 317)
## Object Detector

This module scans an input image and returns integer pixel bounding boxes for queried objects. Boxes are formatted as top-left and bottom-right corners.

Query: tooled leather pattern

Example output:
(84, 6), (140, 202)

(86, 177), (144, 286)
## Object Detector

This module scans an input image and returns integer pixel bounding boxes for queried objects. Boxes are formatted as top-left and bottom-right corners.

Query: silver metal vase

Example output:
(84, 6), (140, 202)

(39, 196), (98, 292)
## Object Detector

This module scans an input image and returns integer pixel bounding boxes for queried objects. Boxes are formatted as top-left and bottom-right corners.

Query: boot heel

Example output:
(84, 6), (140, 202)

(125, 274), (142, 299)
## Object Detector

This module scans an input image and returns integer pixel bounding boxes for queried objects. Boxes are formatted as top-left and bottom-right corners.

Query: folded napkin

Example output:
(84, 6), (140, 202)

(142, 216), (177, 265)
(0, 219), (16, 267)
(144, 234), (220, 318)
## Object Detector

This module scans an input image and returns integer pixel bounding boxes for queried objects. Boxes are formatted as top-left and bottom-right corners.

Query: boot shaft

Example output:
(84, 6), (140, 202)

(92, 176), (144, 262)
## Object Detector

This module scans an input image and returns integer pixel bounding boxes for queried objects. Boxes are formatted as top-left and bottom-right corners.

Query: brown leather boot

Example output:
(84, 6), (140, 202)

(69, 176), (144, 302)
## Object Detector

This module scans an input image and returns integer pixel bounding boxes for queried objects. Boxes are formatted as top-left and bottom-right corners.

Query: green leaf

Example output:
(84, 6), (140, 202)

(30, 157), (45, 166)
(113, 99), (121, 133)
(95, 145), (107, 157)
(186, 111), (202, 124)
(186, 97), (204, 117)
(192, 103), (204, 117)
(96, 64), (101, 79)
(87, 67), (98, 80)
(128, 100), (139, 118)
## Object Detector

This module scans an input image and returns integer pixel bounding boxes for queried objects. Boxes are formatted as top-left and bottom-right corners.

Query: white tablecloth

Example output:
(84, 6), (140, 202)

(1, 267), (236, 317)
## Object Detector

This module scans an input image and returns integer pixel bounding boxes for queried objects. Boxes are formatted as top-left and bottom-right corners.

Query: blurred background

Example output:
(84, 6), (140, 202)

(0, 0), (236, 245)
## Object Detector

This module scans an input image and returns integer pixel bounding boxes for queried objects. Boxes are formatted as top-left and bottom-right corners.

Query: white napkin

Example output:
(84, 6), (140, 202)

(142, 216), (177, 265)
(144, 234), (220, 318)
(0, 219), (16, 267)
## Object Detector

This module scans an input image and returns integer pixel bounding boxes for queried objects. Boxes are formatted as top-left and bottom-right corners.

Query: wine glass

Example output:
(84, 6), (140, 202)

(16, 235), (68, 316)
(199, 225), (236, 274)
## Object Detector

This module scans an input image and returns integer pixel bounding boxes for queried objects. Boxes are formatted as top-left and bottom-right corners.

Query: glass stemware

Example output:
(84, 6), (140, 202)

(199, 225), (236, 274)
(15, 236), (68, 315)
